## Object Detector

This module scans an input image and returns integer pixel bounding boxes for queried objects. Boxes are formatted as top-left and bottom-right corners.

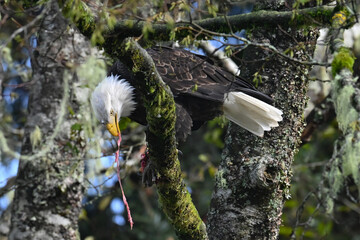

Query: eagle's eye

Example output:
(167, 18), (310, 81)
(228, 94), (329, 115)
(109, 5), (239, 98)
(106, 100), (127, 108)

(110, 109), (114, 116)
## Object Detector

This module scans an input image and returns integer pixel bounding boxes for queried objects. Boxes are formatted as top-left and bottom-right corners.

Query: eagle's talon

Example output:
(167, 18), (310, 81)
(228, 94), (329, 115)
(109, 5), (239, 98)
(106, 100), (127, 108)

(142, 161), (157, 187)
(140, 149), (149, 173)
(139, 148), (156, 187)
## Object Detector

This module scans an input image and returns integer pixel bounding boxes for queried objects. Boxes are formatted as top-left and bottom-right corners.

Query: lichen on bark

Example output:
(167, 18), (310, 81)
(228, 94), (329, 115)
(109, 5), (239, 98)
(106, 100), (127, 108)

(320, 69), (360, 213)
(207, 14), (318, 240)
(317, 7), (360, 214)
(57, 0), (334, 46)
(8, 1), (94, 239)
(114, 38), (208, 240)
(49, 0), (341, 238)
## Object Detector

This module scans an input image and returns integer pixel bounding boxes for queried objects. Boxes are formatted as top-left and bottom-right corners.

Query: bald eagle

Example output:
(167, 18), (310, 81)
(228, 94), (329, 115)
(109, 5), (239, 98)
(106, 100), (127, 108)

(91, 47), (283, 141)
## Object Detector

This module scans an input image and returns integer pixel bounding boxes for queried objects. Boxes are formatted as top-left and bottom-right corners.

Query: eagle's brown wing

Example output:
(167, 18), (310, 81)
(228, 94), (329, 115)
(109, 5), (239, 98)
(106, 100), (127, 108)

(109, 46), (274, 141)
(147, 46), (273, 104)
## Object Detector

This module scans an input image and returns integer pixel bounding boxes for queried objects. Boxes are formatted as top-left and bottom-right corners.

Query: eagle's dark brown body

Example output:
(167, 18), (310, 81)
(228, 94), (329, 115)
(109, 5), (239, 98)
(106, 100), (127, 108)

(109, 47), (274, 141)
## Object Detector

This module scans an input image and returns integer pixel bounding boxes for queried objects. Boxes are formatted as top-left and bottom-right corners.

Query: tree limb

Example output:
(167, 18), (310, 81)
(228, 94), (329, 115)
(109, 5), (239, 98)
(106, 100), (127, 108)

(319, 8), (360, 212)
(57, 0), (334, 41)
(114, 5), (334, 39)
(117, 38), (208, 240)
(55, 1), (334, 67)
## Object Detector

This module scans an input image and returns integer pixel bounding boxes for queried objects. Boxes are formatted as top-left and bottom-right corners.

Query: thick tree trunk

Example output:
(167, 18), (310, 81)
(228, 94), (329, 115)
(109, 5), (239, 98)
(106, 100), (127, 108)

(8, 1), (92, 239)
(207, 4), (318, 240)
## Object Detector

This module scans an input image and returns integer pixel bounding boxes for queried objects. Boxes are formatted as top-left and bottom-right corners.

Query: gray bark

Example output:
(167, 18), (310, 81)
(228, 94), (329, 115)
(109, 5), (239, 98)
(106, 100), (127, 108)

(8, 1), (93, 239)
(319, 14), (360, 215)
(207, 3), (318, 240)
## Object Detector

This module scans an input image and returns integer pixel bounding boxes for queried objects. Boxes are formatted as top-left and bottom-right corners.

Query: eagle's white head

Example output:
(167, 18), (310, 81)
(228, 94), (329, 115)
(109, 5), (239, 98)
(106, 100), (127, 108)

(91, 75), (136, 136)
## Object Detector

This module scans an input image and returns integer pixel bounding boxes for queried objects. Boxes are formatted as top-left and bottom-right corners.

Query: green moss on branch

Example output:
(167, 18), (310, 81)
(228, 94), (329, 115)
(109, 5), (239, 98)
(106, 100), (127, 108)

(320, 9), (360, 213)
(331, 47), (355, 77)
(58, 2), (334, 45)
(118, 38), (208, 240)
(58, 0), (96, 37)
(322, 70), (360, 213)
(107, 6), (334, 43)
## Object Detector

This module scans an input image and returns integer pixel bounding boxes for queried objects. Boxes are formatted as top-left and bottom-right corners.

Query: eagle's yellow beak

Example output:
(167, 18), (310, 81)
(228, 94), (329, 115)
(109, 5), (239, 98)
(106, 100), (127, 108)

(106, 113), (120, 137)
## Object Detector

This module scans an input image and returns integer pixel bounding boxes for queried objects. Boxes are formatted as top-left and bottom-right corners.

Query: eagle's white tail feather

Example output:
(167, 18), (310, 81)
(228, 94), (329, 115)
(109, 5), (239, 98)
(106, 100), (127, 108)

(223, 92), (283, 137)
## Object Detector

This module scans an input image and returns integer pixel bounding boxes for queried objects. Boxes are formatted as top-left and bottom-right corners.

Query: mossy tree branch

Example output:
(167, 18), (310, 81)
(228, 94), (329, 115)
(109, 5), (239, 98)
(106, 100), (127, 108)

(57, 0), (334, 42)
(117, 38), (208, 240)
(319, 9), (360, 213)
(106, 5), (334, 41)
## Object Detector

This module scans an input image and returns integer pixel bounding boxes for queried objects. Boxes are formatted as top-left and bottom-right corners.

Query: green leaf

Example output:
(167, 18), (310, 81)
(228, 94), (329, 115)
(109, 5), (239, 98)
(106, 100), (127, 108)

(125, 41), (131, 51)
(119, 117), (132, 130)
(68, 106), (75, 115)
(71, 123), (83, 131)
(169, 29), (177, 41)
(98, 196), (112, 211)
(225, 46), (233, 57)
(142, 21), (154, 39)
(206, 0), (218, 17)
(198, 154), (209, 162)
(30, 126), (42, 150)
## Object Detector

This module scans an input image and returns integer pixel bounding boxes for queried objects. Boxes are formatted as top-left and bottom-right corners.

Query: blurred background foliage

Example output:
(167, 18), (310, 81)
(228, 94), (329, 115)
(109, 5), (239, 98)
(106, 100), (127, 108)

(1, 0), (360, 239)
